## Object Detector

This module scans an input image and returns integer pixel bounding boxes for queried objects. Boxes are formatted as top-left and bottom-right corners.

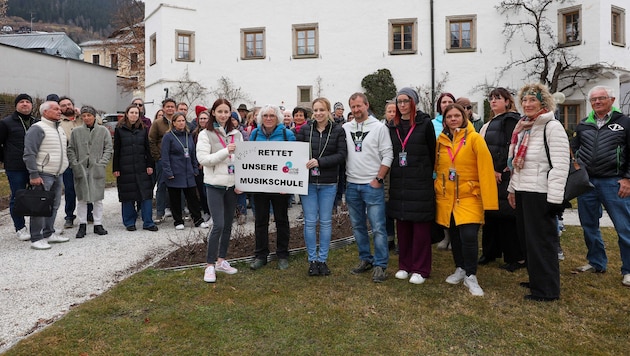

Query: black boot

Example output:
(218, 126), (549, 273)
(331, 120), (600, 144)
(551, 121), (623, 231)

(76, 224), (86, 238)
(94, 225), (108, 235)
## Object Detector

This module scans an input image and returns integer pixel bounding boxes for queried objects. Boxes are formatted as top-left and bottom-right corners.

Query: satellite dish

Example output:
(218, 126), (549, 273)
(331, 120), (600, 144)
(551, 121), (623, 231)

(552, 92), (566, 104)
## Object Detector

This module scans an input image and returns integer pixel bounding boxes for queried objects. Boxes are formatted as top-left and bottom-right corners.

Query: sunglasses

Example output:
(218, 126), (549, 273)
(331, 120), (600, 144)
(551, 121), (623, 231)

(134, 103), (144, 107)
(465, 106), (472, 110)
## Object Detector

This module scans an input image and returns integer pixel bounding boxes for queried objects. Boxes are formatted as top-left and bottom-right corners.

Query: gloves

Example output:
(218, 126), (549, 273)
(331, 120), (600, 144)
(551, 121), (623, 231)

(547, 203), (564, 217)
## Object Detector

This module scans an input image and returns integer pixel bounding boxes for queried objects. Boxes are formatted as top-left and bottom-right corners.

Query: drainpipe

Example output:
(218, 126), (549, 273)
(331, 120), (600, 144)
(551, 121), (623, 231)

(430, 0), (436, 115)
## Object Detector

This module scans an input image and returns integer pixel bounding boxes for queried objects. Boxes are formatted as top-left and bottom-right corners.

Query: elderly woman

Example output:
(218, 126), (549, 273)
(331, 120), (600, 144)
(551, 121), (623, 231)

(507, 83), (569, 302)
(67, 106), (113, 238)
(435, 103), (498, 297)
(249, 104), (296, 271)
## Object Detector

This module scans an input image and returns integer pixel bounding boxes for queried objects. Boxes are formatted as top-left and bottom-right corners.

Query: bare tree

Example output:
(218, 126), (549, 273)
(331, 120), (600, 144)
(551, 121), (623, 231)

(0, 0), (7, 21)
(416, 72), (450, 115)
(497, 0), (604, 93)
(108, 0), (145, 93)
(210, 77), (252, 106)
(170, 68), (209, 108)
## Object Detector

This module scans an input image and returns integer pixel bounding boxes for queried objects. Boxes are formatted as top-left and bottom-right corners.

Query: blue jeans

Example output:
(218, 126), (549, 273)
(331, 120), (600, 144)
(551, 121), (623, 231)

(6, 169), (29, 231)
(577, 177), (630, 274)
(300, 183), (337, 262)
(346, 182), (389, 268)
(122, 199), (155, 228)
(155, 159), (167, 217)
(62, 167), (76, 222)
(29, 174), (63, 242)
(236, 192), (247, 216)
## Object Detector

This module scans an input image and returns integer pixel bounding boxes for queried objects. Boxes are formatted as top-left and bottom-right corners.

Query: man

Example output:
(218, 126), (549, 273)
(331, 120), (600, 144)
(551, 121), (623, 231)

(132, 97), (152, 129)
(149, 98), (177, 222)
(333, 102), (345, 124)
(23, 101), (70, 250)
(58, 96), (84, 228)
(572, 85), (630, 287)
(237, 104), (250, 123)
(67, 106), (113, 238)
(344, 92), (393, 282)
(0, 94), (38, 241)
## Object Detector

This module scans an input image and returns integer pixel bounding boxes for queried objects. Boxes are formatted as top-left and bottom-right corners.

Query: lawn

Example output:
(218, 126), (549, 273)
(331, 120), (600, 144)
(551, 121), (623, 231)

(5, 226), (629, 355)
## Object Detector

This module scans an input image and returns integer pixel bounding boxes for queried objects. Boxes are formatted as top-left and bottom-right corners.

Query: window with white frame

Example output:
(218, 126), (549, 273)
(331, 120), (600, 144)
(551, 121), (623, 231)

(612, 6), (626, 47)
(446, 15), (476, 52)
(175, 30), (195, 61)
(389, 18), (417, 55)
(558, 6), (581, 45)
(149, 33), (156, 66)
(292, 23), (318, 59)
(241, 28), (265, 59)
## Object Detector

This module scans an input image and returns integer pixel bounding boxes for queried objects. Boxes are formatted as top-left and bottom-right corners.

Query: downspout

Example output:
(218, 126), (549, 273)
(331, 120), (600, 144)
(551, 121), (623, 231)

(430, 0), (436, 116)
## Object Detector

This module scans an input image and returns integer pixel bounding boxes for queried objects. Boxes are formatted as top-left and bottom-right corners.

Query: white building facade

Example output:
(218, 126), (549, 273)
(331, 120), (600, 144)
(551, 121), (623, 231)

(144, 0), (630, 128)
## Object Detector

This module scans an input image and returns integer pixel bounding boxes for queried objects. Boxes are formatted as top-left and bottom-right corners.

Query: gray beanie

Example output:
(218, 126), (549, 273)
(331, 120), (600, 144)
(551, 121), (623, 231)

(397, 87), (419, 105)
(80, 105), (97, 116)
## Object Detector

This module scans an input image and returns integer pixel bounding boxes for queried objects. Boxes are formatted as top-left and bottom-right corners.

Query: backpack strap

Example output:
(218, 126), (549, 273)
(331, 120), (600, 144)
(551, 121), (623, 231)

(543, 121), (552, 169)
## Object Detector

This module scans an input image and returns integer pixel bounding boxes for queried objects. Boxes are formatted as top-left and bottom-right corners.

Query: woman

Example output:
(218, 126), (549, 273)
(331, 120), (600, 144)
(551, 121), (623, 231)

(249, 104), (296, 271)
(160, 112), (209, 230)
(295, 98), (347, 276)
(507, 83), (569, 302)
(387, 88), (436, 285)
(197, 99), (244, 283)
(291, 106), (309, 135)
(435, 103), (498, 296)
(478, 88), (523, 270)
(193, 106), (211, 222)
(113, 105), (158, 232)
(384, 101), (396, 123)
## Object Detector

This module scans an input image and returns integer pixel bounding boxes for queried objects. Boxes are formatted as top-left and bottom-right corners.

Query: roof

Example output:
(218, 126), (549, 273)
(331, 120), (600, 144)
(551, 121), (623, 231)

(0, 32), (82, 59)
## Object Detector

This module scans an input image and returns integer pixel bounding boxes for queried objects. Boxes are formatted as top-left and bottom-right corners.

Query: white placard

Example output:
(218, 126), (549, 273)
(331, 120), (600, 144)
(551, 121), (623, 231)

(234, 141), (309, 195)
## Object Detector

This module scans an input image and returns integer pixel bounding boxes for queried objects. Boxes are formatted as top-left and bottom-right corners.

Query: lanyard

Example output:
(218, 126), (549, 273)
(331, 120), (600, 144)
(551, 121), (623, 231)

(214, 130), (234, 148)
(447, 138), (465, 163)
(308, 122), (332, 159)
(395, 124), (416, 151)
(170, 130), (188, 151)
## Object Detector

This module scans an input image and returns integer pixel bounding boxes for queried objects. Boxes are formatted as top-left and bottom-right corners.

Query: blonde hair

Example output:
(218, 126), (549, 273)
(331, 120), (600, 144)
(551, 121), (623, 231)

(517, 83), (555, 112)
(312, 97), (333, 122)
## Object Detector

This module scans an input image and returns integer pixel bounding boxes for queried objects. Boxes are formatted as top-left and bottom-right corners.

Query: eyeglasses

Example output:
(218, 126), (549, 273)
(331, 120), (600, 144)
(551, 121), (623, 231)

(262, 114), (277, 118)
(589, 96), (610, 103)
(397, 99), (411, 105)
(489, 95), (504, 101)
(134, 103), (144, 107)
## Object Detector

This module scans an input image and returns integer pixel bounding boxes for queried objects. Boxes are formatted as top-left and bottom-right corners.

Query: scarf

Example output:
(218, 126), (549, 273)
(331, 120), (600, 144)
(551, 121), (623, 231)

(508, 108), (548, 171)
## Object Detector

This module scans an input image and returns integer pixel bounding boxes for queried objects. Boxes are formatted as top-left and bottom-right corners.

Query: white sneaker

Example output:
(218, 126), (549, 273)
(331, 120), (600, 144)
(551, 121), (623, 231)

(202, 213), (211, 222)
(215, 260), (238, 274)
(16, 227), (30, 241)
(437, 235), (450, 250)
(203, 265), (216, 283)
(394, 270), (409, 279)
(198, 221), (210, 229)
(623, 274), (630, 287)
(175, 224), (185, 230)
(31, 239), (51, 250)
(463, 274), (484, 296)
(164, 208), (172, 217)
(409, 273), (426, 285)
(445, 267), (466, 285)
(47, 233), (69, 243)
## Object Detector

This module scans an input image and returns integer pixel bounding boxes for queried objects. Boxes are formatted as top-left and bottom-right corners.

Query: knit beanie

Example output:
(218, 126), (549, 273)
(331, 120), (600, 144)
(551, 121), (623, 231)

(80, 105), (97, 116)
(334, 102), (344, 110)
(195, 105), (208, 118)
(46, 94), (60, 102)
(397, 87), (419, 104)
(14, 93), (33, 106)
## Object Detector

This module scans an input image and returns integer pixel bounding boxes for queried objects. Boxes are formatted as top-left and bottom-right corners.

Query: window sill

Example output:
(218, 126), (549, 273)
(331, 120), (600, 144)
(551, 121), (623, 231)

(389, 50), (417, 55)
(292, 54), (319, 59)
(446, 47), (476, 53)
(611, 41), (625, 47)
(241, 56), (266, 60)
(558, 41), (580, 48)
(175, 58), (195, 62)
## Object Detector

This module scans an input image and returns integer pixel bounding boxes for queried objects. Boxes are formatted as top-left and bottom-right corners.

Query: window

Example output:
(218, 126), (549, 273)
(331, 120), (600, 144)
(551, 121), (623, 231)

(110, 53), (118, 69)
(297, 86), (312, 108)
(241, 28), (265, 59)
(612, 6), (626, 46)
(558, 104), (580, 131)
(558, 6), (581, 45)
(389, 19), (417, 55)
(175, 30), (195, 61)
(92, 54), (100, 65)
(446, 15), (476, 52)
(292, 23), (318, 59)
(130, 53), (138, 71)
(150, 33), (156, 66)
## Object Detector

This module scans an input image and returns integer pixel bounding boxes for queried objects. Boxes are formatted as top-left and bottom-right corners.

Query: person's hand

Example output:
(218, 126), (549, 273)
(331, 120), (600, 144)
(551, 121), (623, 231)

(227, 143), (236, 154)
(235, 188), (243, 194)
(306, 158), (319, 169)
(508, 192), (516, 209)
(30, 177), (43, 186)
(113, 171), (120, 177)
(547, 202), (564, 217)
(495, 171), (502, 184)
(618, 178), (630, 198)
(370, 178), (382, 189)
(168, 176), (174, 180)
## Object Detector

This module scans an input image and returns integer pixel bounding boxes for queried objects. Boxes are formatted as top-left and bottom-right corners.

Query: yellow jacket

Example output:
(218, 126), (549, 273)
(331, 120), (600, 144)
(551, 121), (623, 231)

(434, 123), (498, 227)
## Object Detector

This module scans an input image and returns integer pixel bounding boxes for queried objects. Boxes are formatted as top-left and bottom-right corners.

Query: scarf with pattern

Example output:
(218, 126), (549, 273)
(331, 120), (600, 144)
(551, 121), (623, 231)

(507, 109), (548, 171)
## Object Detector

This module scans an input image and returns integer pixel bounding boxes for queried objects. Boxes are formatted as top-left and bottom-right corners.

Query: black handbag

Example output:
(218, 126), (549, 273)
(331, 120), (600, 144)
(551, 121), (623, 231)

(14, 185), (56, 217)
(543, 122), (594, 201)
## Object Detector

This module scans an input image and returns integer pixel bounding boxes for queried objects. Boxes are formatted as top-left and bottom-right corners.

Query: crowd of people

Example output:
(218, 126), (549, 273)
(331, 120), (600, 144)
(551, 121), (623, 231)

(2, 83), (629, 298)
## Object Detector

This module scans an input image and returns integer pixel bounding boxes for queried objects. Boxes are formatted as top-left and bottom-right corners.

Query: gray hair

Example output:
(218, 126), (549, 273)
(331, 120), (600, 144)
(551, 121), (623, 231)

(39, 101), (57, 116)
(256, 104), (284, 127)
(587, 86), (614, 99)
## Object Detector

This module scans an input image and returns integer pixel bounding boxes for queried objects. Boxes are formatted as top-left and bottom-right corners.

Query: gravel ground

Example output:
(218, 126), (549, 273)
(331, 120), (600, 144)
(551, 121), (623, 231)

(0, 185), (606, 352)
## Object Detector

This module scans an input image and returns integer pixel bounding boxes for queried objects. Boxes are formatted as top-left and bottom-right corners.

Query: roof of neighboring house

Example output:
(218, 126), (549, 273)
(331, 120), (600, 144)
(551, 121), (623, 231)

(0, 32), (82, 59)
(80, 23), (144, 48)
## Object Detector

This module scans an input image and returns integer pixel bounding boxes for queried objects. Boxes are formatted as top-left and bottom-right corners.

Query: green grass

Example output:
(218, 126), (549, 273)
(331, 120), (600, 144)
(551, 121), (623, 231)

(6, 226), (630, 355)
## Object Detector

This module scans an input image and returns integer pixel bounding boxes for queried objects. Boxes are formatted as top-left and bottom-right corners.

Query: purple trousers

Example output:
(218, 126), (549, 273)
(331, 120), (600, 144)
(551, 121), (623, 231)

(396, 220), (432, 278)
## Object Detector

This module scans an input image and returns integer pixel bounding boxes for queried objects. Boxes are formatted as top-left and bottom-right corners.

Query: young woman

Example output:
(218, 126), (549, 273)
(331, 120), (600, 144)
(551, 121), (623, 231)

(197, 99), (244, 283)
(295, 97), (347, 276)
(113, 105), (158, 232)
(435, 103), (498, 296)
(160, 112), (208, 230)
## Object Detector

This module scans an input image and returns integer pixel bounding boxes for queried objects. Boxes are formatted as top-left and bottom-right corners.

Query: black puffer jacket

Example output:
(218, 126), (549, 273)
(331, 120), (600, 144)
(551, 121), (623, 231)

(295, 120), (347, 184)
(386, 110), (436, 222)
(572, 110), (630, 178)
(113, 123), (155, 202)
(0, 112), (38, 170)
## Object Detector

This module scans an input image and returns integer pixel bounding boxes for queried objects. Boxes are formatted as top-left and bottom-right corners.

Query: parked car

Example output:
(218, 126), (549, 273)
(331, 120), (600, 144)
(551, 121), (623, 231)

(102, 113), (123, 137)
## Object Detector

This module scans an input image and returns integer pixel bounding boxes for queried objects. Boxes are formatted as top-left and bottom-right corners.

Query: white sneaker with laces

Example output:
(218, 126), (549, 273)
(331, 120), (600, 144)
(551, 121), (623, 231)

(463, 274), (484, 296)
(31, 239), (51, 250)
(575, 263), (594, 272)
(47, 233), (69, 243)
(409, 273), (426, 285)
(164, 208), (172, 217)
(16, 227), (30, 241)
(215, 260), (238, 274)
(175, 224), (185, 230)
(204, 265), (216, 283)
(198, 221), (210, 229)
(623, 274), (630, 287)
(394, 270), (409, 279)
(445, 267), (466, 285)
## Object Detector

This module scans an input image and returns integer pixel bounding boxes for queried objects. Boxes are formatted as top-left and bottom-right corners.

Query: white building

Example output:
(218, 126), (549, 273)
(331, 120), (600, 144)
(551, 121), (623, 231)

(144, 0), (629, 128)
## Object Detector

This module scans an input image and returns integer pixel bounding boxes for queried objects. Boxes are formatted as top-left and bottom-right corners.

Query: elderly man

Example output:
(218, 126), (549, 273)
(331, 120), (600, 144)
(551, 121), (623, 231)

(67, 106), (113, 238)
(0, 94), (38, 241)
(23, 101), (70, 250)
(572, 86), (630, 287)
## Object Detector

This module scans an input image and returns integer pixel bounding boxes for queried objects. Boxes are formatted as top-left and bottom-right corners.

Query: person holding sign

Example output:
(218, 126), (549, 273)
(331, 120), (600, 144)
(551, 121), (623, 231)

(435, 104), (497, 297)
(249, 105), (297, 271)
(295, 97), (347, 276)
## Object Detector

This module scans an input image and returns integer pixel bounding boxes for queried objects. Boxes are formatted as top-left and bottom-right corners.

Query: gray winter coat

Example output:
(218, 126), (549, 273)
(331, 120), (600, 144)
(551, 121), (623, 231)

(67, 124), (113, 202)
